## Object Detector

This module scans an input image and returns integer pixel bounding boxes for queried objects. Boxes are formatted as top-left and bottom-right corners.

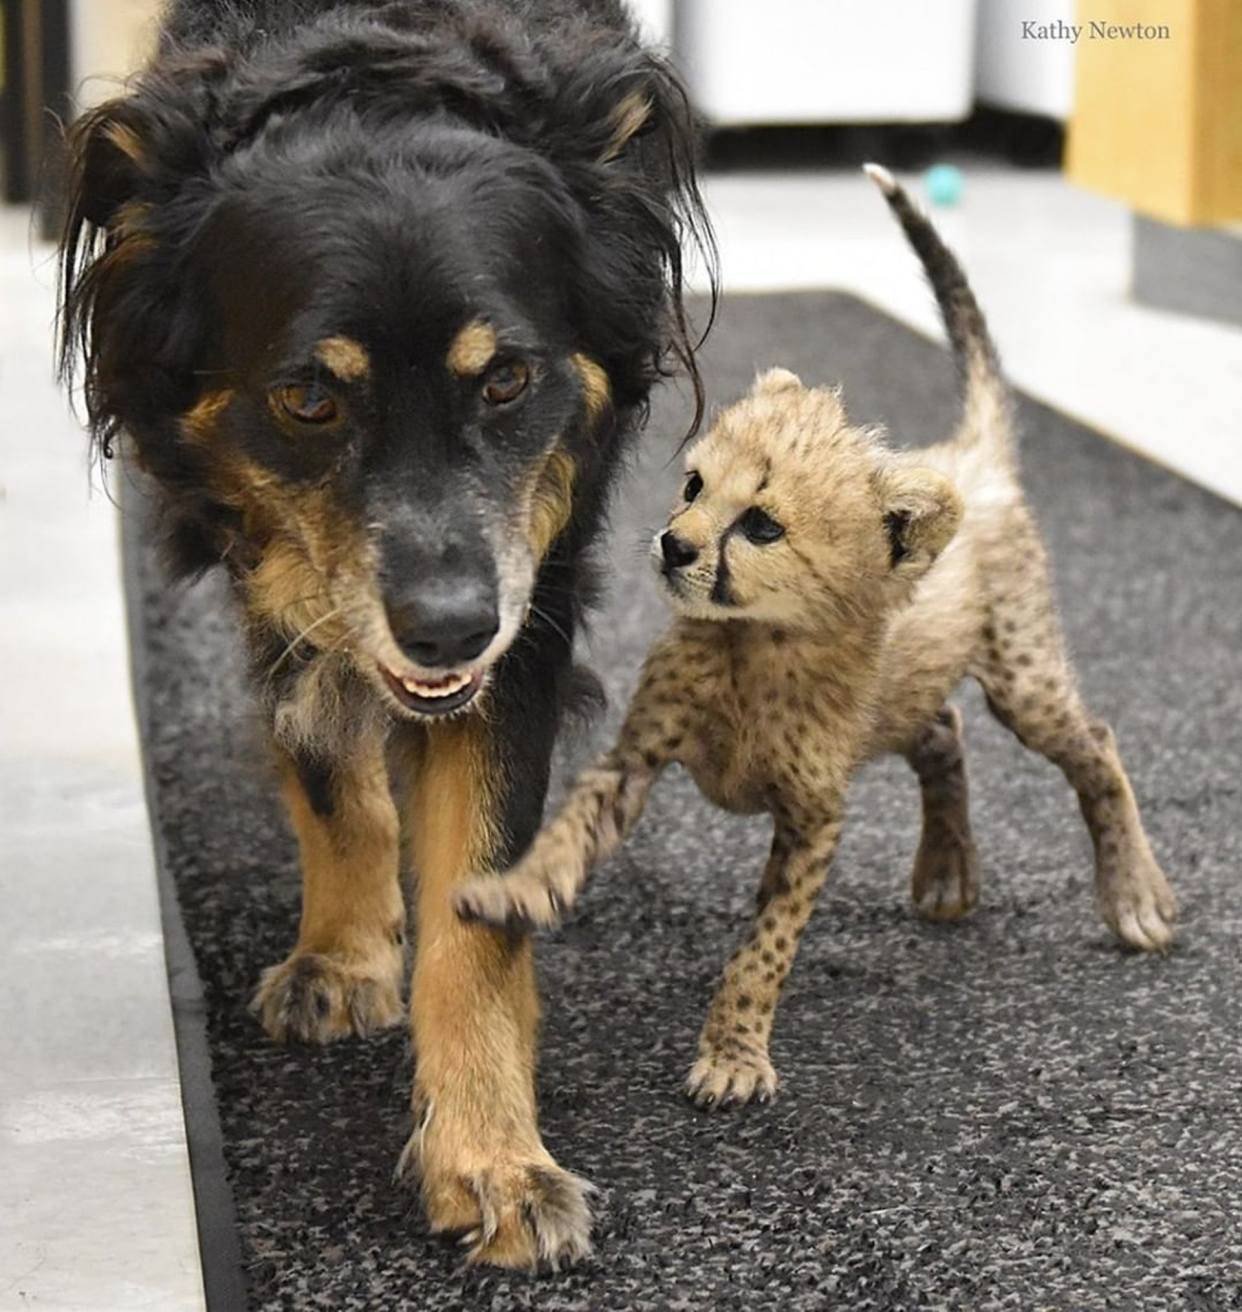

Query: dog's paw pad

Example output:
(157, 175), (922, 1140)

(251, 950), (403, 1044)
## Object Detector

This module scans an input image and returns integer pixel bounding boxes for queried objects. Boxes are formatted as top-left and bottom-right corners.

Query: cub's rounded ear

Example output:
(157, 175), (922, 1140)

(755, 367), (803, 395)
(876, 464), (963, 584)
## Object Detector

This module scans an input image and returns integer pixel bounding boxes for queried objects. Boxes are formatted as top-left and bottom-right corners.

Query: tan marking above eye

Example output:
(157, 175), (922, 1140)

(314, 336), (371, 382)
(446, 319), (498, 376)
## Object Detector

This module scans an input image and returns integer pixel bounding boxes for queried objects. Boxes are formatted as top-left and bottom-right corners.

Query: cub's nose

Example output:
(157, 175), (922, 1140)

(386, 588), (499, 668)
(660, 530), (699, 570)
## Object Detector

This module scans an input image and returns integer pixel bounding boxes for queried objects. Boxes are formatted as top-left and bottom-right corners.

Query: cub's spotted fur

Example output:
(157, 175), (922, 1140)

(456, 165), (1177, 1107)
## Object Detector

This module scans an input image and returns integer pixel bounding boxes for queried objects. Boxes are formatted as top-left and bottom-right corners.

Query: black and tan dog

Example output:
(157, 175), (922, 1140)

(59, 0), (712, 1268)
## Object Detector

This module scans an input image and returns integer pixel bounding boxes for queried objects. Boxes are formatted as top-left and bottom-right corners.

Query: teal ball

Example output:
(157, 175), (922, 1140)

(924, 164), (964, 207)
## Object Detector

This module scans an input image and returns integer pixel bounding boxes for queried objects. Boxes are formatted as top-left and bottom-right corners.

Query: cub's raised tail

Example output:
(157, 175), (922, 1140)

(863, 163), (1013, 460)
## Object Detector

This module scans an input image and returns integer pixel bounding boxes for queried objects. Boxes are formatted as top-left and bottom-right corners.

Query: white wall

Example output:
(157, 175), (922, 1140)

(675, 0), (980, 126)
(69, 0), (161, 109)
(974, 0), (1076, 119)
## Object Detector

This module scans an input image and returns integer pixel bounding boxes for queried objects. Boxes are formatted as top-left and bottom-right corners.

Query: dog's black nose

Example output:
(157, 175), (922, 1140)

(660, 531), (698, 570)
(387, 589), (499, 668)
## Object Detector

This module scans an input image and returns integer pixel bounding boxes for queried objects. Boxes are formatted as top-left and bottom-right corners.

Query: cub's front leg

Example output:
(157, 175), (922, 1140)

(453, 637), (697, 930)
(687, 805), (844, 1108)
(252, 730), (407, 1043)
(452, 745), (658, 930)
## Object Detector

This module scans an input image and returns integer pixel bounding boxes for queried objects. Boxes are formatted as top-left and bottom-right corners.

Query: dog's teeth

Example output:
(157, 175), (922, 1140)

(400, 672), (470, 698)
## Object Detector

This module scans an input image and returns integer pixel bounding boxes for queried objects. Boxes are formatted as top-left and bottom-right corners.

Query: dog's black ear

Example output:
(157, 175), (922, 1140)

(58, 59), (225, 462)
(875, 465), (963, 587)
(541, 46), (717, 438)
(597, 85), (658, 164)
(67, 96), (172, 228)
(63, 45), (226, 229)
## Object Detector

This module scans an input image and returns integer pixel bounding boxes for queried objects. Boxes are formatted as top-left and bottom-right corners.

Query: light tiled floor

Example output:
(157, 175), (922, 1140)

(0, 162), (1237, 1311)
(0, 211), (204, 1312)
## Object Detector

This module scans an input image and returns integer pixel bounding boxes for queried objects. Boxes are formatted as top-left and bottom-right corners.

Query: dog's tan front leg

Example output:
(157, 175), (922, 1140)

(399, 718), (591, 1270)
(687, 809), (844, 1108)
(252, 734), (406, 1043)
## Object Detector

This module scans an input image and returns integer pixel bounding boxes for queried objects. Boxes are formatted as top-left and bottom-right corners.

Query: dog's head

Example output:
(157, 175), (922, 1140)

(652, 368), (962, 630)
(59, 10), (714, 720)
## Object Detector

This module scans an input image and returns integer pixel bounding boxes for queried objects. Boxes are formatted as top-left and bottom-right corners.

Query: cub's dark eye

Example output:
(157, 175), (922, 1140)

(482, 361), (530, 407)
(684, 471), (703, 502)
(739, 507), (785, 544)
(274, 383), (338, 425)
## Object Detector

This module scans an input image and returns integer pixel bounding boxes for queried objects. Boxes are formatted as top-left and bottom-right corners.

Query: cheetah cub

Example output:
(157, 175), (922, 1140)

(456, 165), (1178, 1108)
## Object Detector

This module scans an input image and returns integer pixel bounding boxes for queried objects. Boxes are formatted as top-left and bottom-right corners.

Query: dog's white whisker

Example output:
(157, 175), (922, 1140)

(264, 607), (344, 684)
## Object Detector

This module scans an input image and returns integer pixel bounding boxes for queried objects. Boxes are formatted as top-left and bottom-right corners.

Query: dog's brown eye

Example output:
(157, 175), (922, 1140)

(740, 507), (785, 544)
(684, 471), (703, 502)
(482, 361), (530, 406)
(275, 384), (338, 425)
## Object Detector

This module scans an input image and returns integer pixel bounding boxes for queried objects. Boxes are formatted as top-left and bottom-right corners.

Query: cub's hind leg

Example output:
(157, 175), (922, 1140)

(974, 592), (1176, 951)
(906, 705), (980, 921)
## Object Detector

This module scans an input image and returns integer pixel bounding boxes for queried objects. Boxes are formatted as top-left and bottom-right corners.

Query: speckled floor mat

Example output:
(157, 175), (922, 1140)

(127, 292), (1242, 1311)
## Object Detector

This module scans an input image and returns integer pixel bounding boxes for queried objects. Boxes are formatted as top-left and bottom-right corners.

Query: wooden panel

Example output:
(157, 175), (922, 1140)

(1067, 0), (1242, 226)
(1193, 0), (1242, 223)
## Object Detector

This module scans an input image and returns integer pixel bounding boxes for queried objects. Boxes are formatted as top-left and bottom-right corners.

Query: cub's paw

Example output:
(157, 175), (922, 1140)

(911, 835), (980, 921)
(685, 1040), (778, 1110)
(251, 947), (403, 1044)
(397, 1137), (594, 1270)
(454, 870), (566, 932)
(1097, 852), (1178, 953)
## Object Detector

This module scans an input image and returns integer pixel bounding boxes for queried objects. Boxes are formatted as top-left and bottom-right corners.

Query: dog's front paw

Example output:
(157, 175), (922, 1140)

(454, 869), (566, 932)
(398, 1133), (593, 1270)
(251, 947), (403, 1043)
(685, 1039), (778, 1109)
(911, 834), (980, 921)
(1097, 851), (1178, 953)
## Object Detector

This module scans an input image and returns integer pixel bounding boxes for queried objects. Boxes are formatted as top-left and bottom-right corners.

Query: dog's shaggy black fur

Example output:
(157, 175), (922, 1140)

(60, 0), (712, 544)
(57, 0), (715, 1268)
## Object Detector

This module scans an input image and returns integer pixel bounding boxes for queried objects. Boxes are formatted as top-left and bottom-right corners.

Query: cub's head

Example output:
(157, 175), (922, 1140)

(652, 368), (962, 630)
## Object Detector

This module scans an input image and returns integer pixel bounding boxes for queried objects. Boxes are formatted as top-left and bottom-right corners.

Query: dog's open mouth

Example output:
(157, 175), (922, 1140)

(379, 664), (483, 716)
